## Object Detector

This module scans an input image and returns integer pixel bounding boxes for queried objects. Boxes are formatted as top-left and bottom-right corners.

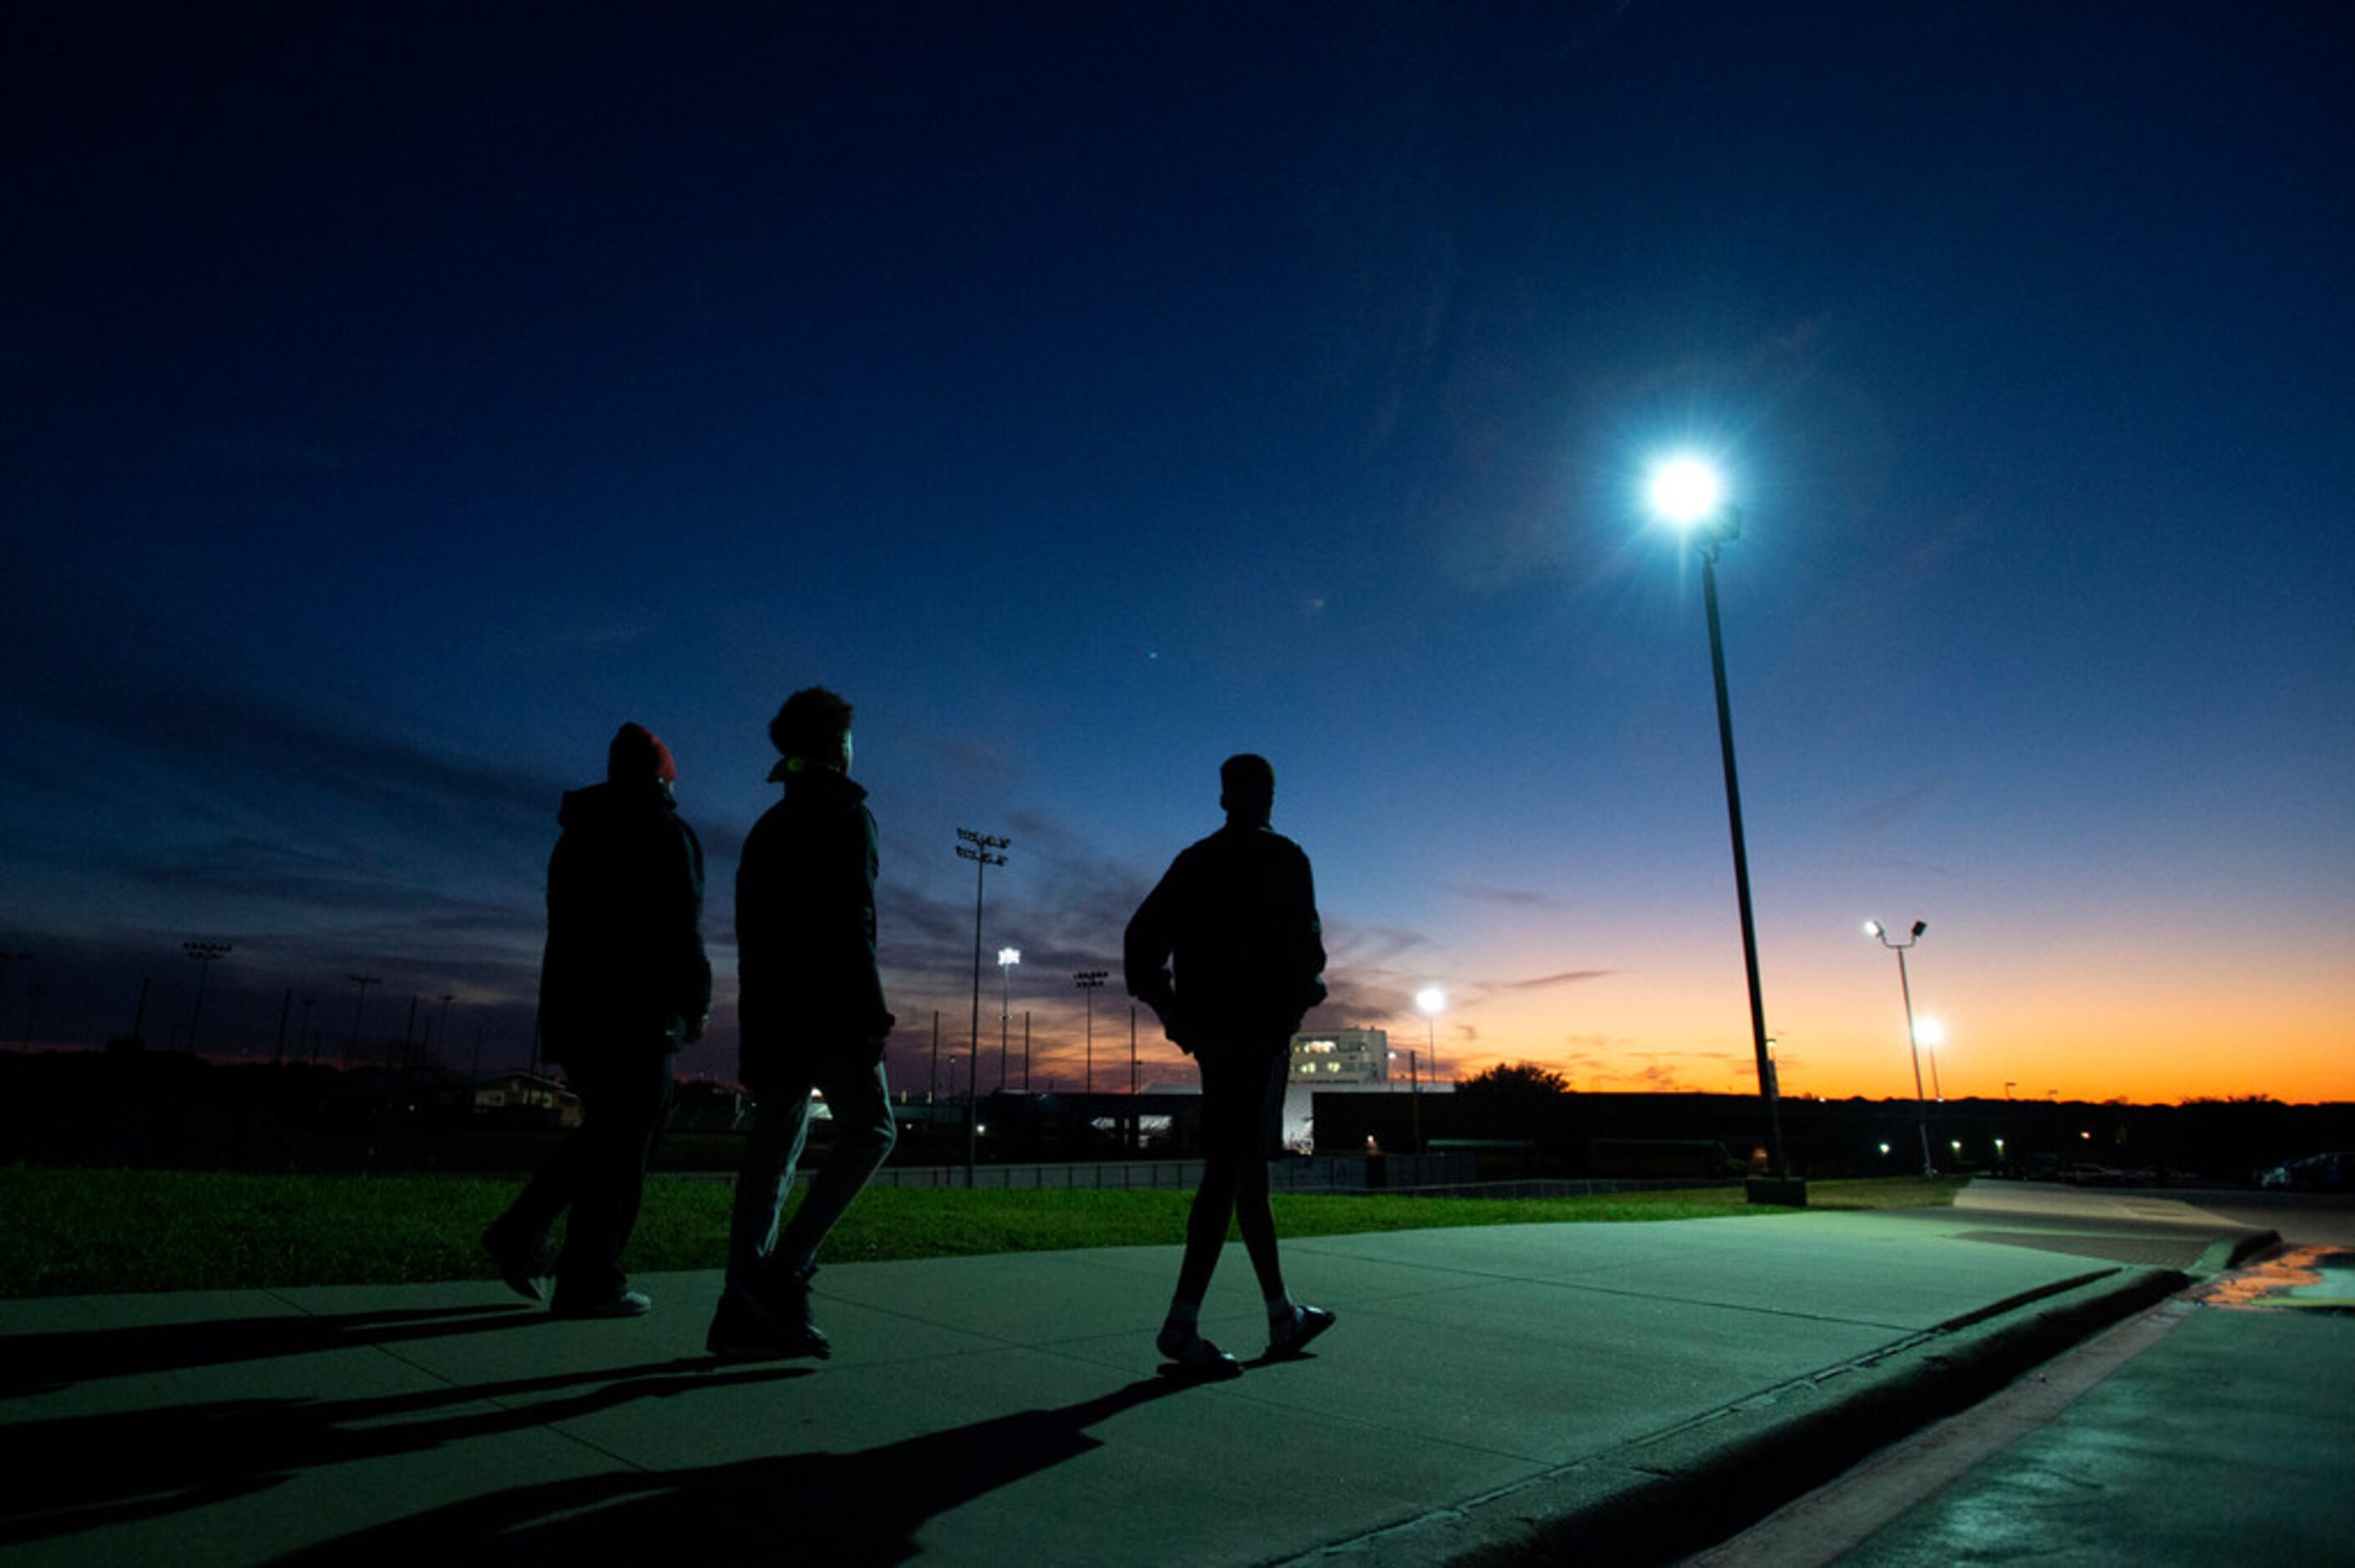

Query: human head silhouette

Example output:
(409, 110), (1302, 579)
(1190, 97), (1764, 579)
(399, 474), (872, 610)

(768, 686), (855, 777)
(1219, 753), (1274, 827)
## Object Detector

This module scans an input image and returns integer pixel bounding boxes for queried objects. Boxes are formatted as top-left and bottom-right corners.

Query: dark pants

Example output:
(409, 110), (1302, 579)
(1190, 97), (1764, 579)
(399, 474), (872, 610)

(502, 1045), (674, 1300)
(1172, 1037), (1291, 1312)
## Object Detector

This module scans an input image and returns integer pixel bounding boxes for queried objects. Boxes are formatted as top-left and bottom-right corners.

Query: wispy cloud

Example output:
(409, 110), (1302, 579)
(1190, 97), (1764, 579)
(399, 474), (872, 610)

(1490, 969), (1613, 992)
(1438, 881), (1556, 908)
(1839, 781), (1941, 833)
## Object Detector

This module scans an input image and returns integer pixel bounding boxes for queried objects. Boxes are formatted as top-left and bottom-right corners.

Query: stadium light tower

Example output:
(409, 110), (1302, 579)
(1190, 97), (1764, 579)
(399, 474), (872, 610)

(955, 828), (1009, 1185)
(997, 946), (1021, 1090)
(1074, 969), (1108, 1094)
(1648, 454), (1789, 1191)
(183, 941), (232, 1054)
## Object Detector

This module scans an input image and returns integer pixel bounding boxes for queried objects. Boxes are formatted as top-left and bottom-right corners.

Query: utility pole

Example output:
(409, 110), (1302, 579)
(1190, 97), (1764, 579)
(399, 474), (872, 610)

(183, 941), (232, 1053)
(1022, 1009), (1031, 1093)
(1073, 970), (1107, 1096)
(274, 987), (293, 1064)
(1129, 1003), (1138, 1095)
(929, 1010), (940, 1105)
(955, 828), (1009, 1186)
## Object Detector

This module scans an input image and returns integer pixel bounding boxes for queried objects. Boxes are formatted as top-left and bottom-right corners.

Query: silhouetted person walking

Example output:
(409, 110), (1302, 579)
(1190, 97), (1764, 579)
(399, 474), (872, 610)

(707, 686), (898, 1359)
(1125, 753), (1335, 1377)
(484, 723), (711, 1318)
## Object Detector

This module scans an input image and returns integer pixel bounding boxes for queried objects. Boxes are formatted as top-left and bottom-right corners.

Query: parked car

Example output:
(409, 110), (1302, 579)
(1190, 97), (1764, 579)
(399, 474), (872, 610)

(2256, 1152), (2353, 1192)
(2059, 1162), (2128, 1186)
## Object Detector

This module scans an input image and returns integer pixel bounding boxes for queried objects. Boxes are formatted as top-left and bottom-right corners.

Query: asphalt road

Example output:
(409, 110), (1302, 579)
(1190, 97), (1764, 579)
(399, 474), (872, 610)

(1689, 1184), (2354, 1566)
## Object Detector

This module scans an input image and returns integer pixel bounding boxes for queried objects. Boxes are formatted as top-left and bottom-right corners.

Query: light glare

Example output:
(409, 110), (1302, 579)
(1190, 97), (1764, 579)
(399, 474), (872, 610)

(1415, 985), (1446, 1016)
(1647, 455), (1724, 525)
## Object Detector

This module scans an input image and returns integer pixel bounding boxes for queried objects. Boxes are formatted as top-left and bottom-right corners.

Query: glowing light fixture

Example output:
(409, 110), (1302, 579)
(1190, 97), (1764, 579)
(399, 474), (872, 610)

(1647, 454), (1724, 527)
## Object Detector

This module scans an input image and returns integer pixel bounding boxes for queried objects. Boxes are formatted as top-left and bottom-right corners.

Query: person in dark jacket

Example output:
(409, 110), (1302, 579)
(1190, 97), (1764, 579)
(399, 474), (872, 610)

(1125, 753), (1335, 1378)
(706, 685), (898, 1359)
(484, 722), (711, 1318)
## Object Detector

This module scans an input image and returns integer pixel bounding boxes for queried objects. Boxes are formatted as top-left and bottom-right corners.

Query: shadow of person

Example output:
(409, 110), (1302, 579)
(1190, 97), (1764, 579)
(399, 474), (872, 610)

(0, 1302), (543, 1398)
(1, 1356), (813, 1549)
(272, 1374), (1203, 1565)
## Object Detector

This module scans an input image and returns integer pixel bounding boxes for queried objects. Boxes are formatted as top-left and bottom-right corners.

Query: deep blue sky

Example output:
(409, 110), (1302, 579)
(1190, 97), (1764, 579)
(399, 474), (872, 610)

(5, 3), (2350, 1100)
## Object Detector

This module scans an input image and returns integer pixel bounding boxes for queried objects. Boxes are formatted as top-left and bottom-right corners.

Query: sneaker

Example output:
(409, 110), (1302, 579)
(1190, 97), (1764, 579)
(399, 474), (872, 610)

(749, 1263), (833, 1358)
(707, 1285), (829, 1361)
(1266, 1303), (1336, 1361)
(1156, 1325), (1243, 1381)
(481, 1222), (549, 1302)
(550, 1288), (652, 1320)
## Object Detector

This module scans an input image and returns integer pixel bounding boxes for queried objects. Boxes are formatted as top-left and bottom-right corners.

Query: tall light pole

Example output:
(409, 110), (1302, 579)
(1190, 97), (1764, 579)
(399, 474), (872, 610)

(183, 941), (232, 1054)
(1648, 456), (1787, 1187)
(955, 827), (1009, 1185)
(1074, 970), (1107, 1095)
(344, 974), (381, 1069)
(1414, 985), (1446, 1087)
(1866, 920), (1935, 1175)
(997, 946), (1021, 1091)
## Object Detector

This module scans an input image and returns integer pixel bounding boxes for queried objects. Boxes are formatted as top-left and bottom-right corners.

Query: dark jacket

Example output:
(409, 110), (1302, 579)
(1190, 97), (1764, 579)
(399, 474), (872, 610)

(1124, 820), (1328, 1057)
(537, 780), (712, 1065)
(735, 764), (894, 1090)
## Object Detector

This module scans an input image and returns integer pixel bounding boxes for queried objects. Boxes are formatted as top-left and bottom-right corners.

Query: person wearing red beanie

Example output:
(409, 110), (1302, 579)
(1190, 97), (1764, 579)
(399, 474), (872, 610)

(484, 721), (712, 1318)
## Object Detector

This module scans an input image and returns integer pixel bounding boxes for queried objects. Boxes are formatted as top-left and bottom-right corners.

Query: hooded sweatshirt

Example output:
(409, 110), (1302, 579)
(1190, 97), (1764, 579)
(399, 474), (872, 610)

(536, 779), (711, 1064)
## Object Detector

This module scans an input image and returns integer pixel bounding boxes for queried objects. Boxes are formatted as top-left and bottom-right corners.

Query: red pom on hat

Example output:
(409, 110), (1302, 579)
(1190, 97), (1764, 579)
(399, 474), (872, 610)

(608, 722), (678, 784)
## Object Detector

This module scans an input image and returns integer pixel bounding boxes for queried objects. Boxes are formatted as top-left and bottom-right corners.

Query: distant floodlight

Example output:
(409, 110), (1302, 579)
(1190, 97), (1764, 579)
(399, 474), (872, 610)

(1646, 454), (1724, 526)
(1864, 920), (1883, 938)
(1415, 985), (1446, 1016)
(1916, 1016), (1945, 1047)
(998, 947), (1021, 966)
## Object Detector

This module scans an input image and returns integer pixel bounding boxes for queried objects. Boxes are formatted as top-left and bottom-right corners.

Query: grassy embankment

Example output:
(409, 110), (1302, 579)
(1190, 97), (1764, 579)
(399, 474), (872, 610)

(0, 1168), (1962, 1297)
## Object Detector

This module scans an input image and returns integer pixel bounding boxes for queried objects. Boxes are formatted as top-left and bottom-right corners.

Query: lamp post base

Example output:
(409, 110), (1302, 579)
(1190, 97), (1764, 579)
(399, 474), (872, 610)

(1746, 1176), (1809, 1207)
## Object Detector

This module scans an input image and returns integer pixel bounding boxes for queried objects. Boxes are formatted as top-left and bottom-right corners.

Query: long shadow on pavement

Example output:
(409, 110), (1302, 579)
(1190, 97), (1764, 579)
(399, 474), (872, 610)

(0, 1302), (544, 1396)
(268, 1374), (1200, 1565)
(1, 1355), (813, 1549)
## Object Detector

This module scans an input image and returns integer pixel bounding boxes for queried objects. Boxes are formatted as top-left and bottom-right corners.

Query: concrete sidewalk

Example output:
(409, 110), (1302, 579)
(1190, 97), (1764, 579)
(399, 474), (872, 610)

(0, 1189), (2274, 1566)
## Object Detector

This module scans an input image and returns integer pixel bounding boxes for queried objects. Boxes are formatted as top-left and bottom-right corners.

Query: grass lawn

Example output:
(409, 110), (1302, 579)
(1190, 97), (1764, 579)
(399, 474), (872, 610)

(0, 1167), (1962, 1297)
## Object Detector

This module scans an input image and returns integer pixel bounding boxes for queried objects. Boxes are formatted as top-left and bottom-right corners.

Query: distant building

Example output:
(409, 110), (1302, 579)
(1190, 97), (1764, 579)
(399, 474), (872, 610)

(1291, 1028), (1388, 1085)
(472, 1070), (580, 1126)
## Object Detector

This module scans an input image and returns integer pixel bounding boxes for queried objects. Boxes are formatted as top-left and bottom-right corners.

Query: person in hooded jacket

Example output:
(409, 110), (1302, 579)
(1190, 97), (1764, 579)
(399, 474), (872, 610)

(706, 685), (898, 1359)
(483, 721), (711, 1318)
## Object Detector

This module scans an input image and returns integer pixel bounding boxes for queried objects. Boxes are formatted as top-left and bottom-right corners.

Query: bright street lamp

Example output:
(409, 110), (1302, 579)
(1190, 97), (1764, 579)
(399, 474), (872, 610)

(997, 946), (1021, 1091)
(1649, 454), (1787, 1187)
(1414, 985), (1446, 1085)
(1866, 919), (1935, 1175)
(1648, 455), (1725, 526)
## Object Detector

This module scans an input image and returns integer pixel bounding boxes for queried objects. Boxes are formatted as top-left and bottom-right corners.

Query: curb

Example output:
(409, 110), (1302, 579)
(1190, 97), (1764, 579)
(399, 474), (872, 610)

(1289, 1263), (2190, 1567)
(2191, 1228), (2280, 1277)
